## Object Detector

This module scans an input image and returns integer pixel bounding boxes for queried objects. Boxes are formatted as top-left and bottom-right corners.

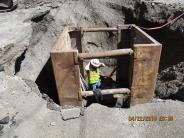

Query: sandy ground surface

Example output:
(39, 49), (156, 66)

(0, 73), (184, 138)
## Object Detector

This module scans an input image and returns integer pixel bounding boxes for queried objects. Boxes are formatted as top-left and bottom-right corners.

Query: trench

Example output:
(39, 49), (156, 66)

(35, 30), (131, 108)
(36, 24), (184, 107)
(15, 49), (27, 74)
(35, 57), (130, 108)
(35, 6), (184, 107)
(35, 58), (60, 105)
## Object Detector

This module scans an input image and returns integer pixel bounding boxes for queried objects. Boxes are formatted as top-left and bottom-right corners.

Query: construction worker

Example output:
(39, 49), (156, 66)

(85, 59), (105, 102)
(85, 59), (105, 91)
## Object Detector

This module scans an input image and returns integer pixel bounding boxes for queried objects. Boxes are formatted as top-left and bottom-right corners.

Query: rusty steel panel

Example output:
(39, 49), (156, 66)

(51, 51), (82, 106)
(51, 27), (71, 52)
(51, 52), (81, 106)
(133, 25), (159, 44)
(131, 44), (162, 105)
(51, 27), (82, 107)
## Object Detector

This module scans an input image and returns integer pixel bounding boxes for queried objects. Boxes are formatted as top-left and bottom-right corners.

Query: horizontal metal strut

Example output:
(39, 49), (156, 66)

(78, 49), (133, 60)
(81, 88), (130, 97)
(82, 27), (118, 32)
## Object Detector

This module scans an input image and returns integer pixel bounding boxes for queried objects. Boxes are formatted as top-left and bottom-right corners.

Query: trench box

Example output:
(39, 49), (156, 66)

(51, 25), (162, 107)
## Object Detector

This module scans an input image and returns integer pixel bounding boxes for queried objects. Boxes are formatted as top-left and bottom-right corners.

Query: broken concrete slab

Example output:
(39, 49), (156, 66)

(61, 108), (81, 121)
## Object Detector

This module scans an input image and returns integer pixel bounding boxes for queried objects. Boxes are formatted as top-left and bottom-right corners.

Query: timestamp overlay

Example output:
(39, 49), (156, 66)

(128, 115), (174, 122)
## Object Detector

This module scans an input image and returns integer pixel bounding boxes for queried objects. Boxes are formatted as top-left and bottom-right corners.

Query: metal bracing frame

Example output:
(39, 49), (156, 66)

(51, 25), (162, 107)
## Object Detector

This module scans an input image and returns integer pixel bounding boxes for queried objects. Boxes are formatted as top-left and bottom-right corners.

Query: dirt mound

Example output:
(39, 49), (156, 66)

(156, 62), (184, 100)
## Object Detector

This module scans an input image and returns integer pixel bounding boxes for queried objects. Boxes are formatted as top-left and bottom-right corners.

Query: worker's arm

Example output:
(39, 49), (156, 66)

(85, 70), (90, 81)
(100, 63), (106, 67)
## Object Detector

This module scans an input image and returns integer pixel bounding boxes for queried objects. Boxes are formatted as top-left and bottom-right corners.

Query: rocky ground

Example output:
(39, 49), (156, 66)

(0, 0), (184, 138)
(156, 62), (184, 101)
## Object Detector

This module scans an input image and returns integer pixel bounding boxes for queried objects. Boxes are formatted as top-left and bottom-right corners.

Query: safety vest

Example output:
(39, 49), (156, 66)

(88, 69), (100, 84)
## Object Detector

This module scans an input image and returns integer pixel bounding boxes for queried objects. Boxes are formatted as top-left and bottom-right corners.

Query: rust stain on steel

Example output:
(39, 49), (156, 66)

(51, 29), (82, 106)
(131, 45), (162, 105)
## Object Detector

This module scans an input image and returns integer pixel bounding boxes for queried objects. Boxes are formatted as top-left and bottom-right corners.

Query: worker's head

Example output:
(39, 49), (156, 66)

(85, 59), (105, 70)
(90, 59), (101, 68)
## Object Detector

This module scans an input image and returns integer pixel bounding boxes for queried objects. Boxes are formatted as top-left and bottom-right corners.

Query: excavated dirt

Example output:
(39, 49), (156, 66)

(156, 62), (184, 101)
(0, 0), (184, 137)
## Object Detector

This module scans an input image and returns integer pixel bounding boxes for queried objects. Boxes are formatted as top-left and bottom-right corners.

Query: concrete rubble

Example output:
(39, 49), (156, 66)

(0, 0), (184, 137)
(61, 108), (81, 121)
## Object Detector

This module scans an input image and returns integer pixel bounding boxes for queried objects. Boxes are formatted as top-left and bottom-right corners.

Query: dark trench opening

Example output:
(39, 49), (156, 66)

(36, 57), (60, 104)
(85, 91), (130, 108)
(71, 28), (133, 108)
(35, 56), (130, 108)
(83, 43), (132, 108)
(84, 73), (130, 108)
(31, 10), (50, 23)
(15, 49), (27, 75)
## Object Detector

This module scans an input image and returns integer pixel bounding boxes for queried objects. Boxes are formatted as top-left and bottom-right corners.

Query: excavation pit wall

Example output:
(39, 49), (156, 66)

(49, 25), (161, 108)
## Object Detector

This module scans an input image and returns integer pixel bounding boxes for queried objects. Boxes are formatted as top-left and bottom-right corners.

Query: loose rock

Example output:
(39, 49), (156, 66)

(0, 125), (4, 131)
(61, 108), (81, 121)
(50, 122), (56, 126)
(0, 116), (9, 124)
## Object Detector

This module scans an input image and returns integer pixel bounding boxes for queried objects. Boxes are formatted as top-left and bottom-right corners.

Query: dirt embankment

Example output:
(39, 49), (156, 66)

(156, 62), (184, 101)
